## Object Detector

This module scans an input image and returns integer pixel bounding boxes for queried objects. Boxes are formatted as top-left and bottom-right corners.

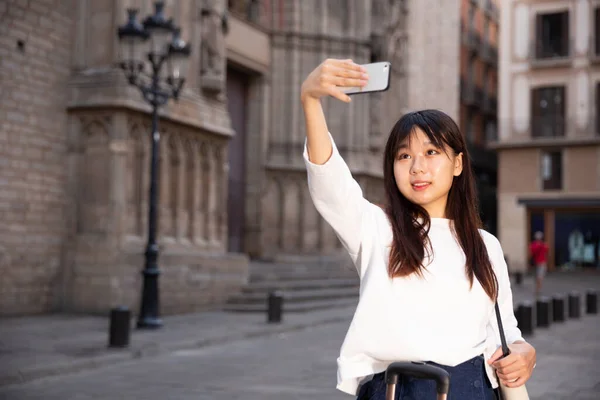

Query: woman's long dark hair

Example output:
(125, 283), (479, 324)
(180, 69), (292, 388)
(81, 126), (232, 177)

(383, 109), (498, 300)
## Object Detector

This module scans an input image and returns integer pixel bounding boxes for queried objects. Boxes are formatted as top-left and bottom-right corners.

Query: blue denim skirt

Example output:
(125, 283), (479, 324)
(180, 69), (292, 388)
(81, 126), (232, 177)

(356, 355), (497, 400)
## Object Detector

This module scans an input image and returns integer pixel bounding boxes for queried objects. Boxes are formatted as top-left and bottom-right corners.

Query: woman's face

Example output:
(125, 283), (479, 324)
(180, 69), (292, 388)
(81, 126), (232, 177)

(393, 128), (463, 218)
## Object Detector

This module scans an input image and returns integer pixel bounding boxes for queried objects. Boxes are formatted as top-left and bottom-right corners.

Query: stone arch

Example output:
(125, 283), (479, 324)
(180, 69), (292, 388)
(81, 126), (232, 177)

(81, 117), (110, 144)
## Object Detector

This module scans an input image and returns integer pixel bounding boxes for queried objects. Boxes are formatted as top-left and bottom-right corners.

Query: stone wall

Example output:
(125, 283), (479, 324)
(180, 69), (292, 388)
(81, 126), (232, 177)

(258, 0), (406, 259)
(405, 0), (461, 120)
(0, 0), (76, 314)
(63, 110), (248, 314)
(0, 0), (441, 315)
(0, 0), (250, 316)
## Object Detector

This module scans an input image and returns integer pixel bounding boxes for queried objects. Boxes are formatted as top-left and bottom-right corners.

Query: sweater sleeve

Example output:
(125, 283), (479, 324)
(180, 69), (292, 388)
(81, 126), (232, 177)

(303, 134), (373, 265)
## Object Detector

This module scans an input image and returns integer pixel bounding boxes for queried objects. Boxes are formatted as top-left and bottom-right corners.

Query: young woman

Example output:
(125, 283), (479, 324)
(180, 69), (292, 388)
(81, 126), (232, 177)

(300, 59), (536, 399)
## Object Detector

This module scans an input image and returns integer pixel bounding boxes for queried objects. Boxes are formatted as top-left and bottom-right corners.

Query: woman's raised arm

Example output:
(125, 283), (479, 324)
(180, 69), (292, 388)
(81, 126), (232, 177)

(301, 59), (374, 262)
(302, 59), (366, 164)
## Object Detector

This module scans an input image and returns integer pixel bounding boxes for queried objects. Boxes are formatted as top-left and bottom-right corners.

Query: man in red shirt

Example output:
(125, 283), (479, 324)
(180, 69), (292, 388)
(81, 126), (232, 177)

(529, 231), (549, 296)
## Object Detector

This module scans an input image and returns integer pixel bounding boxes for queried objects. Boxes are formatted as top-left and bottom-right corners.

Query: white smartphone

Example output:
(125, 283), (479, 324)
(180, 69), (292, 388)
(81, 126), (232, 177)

(342, 61), (391, 95)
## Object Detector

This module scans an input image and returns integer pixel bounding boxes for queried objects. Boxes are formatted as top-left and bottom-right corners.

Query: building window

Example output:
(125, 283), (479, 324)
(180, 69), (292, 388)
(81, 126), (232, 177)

(541, 151), (562, 190)
(228, 0), (261, 23)
(531, 86), (565, 138)
(596, 8), (600, 56)
(535, 11), (570, 59)
(597, 82), (600, 135)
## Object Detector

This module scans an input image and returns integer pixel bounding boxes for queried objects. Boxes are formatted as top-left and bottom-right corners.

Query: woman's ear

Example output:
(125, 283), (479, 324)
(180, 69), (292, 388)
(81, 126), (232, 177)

(453, 152), (463, 177)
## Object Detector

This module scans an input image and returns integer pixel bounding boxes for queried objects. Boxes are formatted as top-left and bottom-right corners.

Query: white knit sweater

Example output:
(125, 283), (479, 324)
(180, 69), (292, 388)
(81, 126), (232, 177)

(303, 135), (523, 396)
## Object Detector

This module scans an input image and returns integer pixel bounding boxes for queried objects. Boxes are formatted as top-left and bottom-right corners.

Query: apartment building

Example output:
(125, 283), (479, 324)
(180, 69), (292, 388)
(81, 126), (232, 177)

(495, 0), (600, 273)
(460, 0), (501, 234)
(0, 0), (505, 316)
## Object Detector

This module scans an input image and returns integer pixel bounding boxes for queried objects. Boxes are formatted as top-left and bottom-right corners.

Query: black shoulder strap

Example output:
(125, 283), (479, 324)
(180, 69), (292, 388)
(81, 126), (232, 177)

(495, 301), (510, 357)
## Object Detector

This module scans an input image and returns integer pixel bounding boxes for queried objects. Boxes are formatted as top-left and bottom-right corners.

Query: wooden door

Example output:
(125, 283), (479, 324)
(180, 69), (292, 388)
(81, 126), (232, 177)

(226, 67), (250, 253)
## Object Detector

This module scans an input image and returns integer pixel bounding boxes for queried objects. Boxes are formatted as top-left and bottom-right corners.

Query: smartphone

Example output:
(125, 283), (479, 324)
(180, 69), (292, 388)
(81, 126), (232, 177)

(342, 61), (391, 95)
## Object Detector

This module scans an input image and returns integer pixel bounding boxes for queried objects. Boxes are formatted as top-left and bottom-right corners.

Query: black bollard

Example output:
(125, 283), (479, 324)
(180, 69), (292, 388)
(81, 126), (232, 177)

(568, 292), (580, 319)
(536, 297), (551, 328)
(552, 295), (565, 322)
(515, 272), (523, 286)
(516, 302), (534, 336)
(267, 291), (283, 323)
(586, 290), (598, 315)
(108, 306), (131, 348)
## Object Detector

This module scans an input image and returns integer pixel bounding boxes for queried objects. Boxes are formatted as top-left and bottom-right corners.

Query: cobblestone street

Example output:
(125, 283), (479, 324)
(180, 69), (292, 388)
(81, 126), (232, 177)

(1, 306), (598, 400)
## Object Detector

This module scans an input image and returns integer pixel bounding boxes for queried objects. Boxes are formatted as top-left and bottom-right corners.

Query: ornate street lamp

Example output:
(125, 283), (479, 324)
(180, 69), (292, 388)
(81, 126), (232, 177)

(116, 2), (190, 329)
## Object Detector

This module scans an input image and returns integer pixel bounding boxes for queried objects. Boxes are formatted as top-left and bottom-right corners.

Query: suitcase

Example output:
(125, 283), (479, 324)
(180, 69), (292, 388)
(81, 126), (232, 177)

(384, 361), (450, 400)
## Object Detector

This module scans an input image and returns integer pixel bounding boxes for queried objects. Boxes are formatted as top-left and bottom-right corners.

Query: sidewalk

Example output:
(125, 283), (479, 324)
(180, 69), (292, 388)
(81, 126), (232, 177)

(510, 269), (600, 305)
(1, 270), (598, 389)
(0, 304), (356, 387)
(525, 310), (600, 399)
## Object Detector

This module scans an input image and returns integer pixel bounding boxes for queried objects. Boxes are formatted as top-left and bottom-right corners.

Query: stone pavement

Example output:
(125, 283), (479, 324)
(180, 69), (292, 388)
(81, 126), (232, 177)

(0, 270), (598, 397)
(0, 303), (598, 399)
(524, 310), (600, 399)
(510, 269), (600, 306)
(0, 305), (356, 387)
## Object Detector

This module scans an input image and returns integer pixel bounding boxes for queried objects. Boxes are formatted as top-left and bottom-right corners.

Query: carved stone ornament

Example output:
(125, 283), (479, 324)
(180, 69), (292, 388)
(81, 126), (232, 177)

(200, 0), (229, 95)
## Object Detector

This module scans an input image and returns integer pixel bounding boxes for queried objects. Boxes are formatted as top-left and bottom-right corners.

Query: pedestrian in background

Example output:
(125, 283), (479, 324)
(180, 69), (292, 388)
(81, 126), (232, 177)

(300, 58), (536, 399)
(529, 231), (549, 297)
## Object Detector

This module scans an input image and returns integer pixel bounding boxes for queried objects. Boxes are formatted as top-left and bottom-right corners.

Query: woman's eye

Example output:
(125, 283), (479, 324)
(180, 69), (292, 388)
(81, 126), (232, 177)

(427, 149), (439, 155)
(397, 153), (410, 160)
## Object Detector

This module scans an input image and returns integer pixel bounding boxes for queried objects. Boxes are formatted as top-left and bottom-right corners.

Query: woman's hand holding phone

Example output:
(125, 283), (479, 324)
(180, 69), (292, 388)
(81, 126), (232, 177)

(300, 59), (368, 104)
(301, 59), (367, 164)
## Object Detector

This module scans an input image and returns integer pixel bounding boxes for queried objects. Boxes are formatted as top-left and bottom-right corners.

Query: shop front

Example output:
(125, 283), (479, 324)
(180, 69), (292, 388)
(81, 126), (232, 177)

(521, 198), (600, 272)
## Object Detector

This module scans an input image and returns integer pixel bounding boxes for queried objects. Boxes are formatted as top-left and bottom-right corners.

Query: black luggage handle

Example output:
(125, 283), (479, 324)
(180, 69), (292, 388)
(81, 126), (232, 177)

(385, 362), (450, 400)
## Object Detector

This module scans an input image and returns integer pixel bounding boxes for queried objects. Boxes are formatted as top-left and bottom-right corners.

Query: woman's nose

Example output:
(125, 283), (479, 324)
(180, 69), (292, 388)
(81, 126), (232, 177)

(410, 155), (426, 174)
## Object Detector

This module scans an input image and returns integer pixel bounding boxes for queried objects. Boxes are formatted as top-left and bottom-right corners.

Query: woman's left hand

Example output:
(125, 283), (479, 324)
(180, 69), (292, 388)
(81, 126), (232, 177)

(488, 341), (536, 387)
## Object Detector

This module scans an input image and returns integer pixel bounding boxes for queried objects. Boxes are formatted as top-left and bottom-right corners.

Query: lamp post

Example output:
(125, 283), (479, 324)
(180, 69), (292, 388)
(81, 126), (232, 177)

(116, 2), (190, 329)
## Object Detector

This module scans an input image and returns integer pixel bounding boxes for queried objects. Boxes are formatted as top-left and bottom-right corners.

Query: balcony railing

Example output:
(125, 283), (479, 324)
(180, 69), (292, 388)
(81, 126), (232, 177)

(485, 0), (499, 20)
(461, 23), (481, 51)
(590, 36), (600, 63)
(491, 115), (599, 145)
(471, 31), (481, 50)
(490, 47), (498, 63)
(530, 39), (574, 67)
(531, 115), (566, 138)
(461, 78), (475, 105)
(474, 87), (484, 106)
(483, 92), (497, 115)
(481, 41), (491, 61)
(481, 40), (498, 66)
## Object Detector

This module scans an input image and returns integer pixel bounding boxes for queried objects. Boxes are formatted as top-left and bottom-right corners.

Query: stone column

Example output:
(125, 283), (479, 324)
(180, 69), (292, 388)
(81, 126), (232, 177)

(109, 111), (129, 248)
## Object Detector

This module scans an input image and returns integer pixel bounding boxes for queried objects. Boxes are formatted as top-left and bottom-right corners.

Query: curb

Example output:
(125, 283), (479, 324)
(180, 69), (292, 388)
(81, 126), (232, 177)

(0, 312), (351, 389)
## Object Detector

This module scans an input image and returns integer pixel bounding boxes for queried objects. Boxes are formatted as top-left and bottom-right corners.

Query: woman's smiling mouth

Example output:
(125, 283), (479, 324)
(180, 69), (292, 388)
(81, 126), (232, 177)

(411, 181), (431, 191)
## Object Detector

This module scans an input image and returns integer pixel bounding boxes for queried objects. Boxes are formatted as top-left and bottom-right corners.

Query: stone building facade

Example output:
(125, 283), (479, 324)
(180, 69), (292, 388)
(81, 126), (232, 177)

(495, 0), (600, 272)
(1, 0), (464, 316)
